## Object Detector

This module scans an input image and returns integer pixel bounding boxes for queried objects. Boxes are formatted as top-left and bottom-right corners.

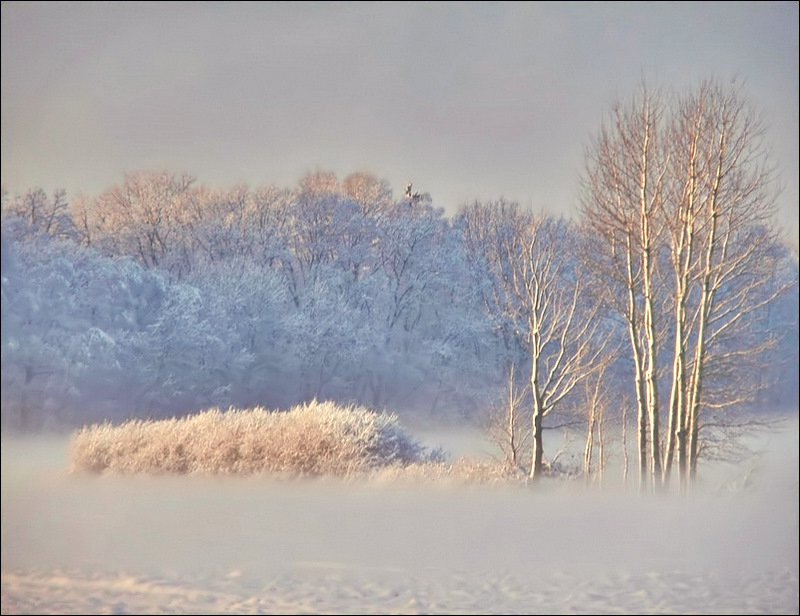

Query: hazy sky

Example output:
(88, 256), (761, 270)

(2, 1), (798, 243)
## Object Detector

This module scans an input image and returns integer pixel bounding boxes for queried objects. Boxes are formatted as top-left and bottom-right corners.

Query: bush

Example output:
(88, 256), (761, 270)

(69, 400), (443, 478)
(369, 457), (527, 485)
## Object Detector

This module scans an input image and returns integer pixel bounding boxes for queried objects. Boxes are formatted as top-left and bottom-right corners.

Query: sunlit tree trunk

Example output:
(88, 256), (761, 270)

(584, 79), (791, 491)
(638, 101), (664, 489)
(581, 86), (667, 491)
(668, 81), (789, 487)
(663, 93), (703, 489)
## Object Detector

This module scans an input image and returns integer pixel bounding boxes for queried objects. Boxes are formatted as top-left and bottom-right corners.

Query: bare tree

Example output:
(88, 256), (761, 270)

(485, 362), (531, 471)
(582, 361), (617, 488)
(581, 85), (669, 491)
(459, 202), (609, 480)
(666, 81), (792, 487)
(582, 79), (794, 490)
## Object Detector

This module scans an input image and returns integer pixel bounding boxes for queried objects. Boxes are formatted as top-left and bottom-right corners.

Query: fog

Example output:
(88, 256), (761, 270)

(2, 416), (798, 614)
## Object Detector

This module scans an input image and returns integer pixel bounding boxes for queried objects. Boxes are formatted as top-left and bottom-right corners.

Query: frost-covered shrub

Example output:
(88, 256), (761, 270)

(369, 457), (526, 485)
(69, 400), (442, 477)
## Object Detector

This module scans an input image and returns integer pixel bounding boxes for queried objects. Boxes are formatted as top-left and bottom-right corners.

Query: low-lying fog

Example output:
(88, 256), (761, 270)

(2, 416), (798, 613)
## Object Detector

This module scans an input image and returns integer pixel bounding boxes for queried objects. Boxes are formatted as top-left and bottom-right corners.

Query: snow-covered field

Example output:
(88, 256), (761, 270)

(2, 417), (798, 615)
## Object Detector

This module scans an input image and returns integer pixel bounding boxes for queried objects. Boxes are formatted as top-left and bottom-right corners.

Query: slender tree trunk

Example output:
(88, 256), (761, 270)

(687, 205), (718, 483)
(665, 314), (686, 486)
(639, 119), (662, 489)
(530, 343), (545, 480)
(624, 237), (649, 492)
(643, 278), (662, 489)
(530, 397), (544, 481)
(665, 102), (702, 489)
(507, 363), (520, 468)
(665, 217), (693, 485)
(686, 105), (725, 485)
(584, 411), (596, 486)
(622, 398), (630, 489)
(597, 403), (606, 489)
(529, 284), (545, 481)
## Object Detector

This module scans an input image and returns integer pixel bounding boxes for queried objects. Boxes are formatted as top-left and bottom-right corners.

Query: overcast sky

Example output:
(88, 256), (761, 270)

(2, 1), (798, 243)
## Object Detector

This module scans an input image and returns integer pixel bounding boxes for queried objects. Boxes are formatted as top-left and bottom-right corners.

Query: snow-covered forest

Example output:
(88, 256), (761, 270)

(1, 81), (798, 487)
(1, 171), (504, 427)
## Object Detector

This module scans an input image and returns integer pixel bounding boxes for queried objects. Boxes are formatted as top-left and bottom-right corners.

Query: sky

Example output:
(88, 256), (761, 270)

(2, 1), (798, 244)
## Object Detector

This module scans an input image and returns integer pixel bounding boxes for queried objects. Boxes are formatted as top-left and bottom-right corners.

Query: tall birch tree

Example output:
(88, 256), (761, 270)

(581, 86), (668, 491)
(583, 79), (792, 490)
(663, 80), (791, 487)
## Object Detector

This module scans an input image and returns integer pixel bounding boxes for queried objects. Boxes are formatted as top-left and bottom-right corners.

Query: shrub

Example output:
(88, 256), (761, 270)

(369, 457), (527, 485)
(69, 400), (443, 478)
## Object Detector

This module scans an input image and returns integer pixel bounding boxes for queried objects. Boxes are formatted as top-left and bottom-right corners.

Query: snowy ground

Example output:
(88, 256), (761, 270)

(2, 417), (798, 615)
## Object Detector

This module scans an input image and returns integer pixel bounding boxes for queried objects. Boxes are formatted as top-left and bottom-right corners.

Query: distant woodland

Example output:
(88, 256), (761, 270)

(2, 80), (797, 488)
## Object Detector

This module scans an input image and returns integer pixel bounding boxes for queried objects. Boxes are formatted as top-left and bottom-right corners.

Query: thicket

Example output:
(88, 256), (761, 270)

(70, 400), (448, 478)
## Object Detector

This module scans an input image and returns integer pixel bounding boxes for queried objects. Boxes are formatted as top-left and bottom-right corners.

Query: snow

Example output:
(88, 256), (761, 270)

(1, 417), (798, 614)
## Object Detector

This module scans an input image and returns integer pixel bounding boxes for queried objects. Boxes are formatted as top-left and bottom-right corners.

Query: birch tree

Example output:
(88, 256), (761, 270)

(580, 86), (669, 491)
(582, 79), (793, 490)
(459, 201), (608, 480)
(663, 80), (792, 487)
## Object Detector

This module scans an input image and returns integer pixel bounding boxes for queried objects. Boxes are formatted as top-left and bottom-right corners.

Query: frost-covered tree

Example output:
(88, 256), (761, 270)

(75, 171), (195, 272)
(2, 187), (77, 241)
(1, 220), (251, 430)
(342, 171), (394, 216)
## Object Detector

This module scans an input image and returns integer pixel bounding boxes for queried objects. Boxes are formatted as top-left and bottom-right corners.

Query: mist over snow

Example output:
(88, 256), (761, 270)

(1, 417), (798, 614)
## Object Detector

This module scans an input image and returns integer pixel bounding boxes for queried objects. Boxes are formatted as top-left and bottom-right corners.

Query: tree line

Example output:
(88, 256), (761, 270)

(2, 79), (797, 489)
